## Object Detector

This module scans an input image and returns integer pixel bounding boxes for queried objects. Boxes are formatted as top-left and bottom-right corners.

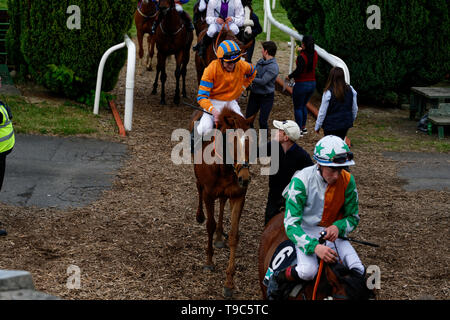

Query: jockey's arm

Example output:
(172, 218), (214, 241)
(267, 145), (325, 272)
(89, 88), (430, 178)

(197, 66), (215, 114)
(242, 61), (256, 89)
(231, 0), (245, 27)
(205, 0), (218, 25)
(332, 175), (360, 238)
(283, 178), (319, 255)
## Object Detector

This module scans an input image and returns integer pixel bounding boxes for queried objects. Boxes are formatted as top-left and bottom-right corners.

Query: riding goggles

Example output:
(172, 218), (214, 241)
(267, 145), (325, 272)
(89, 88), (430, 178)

(315, 152), (354, 164)
(222, 50), (241, 63)
(330, 152), (354, 164)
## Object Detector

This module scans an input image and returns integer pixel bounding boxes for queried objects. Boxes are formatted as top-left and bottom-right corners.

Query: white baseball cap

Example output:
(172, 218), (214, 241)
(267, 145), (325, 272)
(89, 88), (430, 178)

(273, 120), (301, 140)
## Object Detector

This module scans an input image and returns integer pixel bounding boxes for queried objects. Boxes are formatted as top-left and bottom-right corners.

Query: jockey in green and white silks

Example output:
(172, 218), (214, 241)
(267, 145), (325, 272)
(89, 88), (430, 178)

(281, 135), (364, 281)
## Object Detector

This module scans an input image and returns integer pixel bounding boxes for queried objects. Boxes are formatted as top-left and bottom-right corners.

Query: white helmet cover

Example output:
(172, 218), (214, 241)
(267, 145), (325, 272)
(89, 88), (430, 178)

(313, 135), (355, 167)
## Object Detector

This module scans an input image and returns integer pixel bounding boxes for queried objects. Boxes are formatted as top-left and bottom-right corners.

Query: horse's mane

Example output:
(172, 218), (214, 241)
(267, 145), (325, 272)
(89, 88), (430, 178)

(217, 107), (248, 131)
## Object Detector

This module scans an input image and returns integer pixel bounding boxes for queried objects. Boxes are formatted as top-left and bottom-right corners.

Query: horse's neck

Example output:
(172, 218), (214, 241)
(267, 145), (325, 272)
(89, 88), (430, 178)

(162, 9), (182, 31)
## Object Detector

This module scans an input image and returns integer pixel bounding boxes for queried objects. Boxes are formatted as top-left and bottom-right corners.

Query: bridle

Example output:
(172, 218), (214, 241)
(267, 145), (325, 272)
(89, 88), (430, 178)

(158, 2), (185, 36)
(137, 0), (158, 19)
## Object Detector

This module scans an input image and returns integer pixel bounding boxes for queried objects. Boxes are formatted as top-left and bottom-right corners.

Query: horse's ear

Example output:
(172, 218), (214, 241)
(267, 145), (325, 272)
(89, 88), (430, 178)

(246, 113), (256, 126)
(223, 115), (233, 128)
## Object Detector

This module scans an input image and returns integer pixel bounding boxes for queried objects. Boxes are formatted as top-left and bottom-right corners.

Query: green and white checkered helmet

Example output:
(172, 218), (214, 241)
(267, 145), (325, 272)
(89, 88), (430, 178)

(313, 135), (355, 167)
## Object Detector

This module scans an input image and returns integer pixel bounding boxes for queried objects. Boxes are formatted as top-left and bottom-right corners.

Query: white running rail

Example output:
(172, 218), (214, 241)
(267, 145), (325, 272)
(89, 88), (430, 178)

(263, 0), (350, 84)
(94, 34), (136, 131)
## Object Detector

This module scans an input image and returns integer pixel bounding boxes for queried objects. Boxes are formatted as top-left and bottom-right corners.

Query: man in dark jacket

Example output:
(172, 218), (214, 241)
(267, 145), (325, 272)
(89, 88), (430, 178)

(263, 120), (313, 225)
(246, 41), (279, 130)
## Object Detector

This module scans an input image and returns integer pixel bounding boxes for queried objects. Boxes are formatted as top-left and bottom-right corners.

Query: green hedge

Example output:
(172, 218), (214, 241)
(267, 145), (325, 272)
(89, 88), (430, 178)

(7, 0), (136, 99)
(280, 0), (450, 105)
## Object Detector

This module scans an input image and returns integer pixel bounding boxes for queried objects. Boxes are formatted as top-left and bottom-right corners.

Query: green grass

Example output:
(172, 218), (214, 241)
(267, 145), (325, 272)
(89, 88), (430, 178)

(0, 95), (113, 136)
(350, 110), (450, 153)
(130, 1), (294, 42)
(0, 0), (6, 9)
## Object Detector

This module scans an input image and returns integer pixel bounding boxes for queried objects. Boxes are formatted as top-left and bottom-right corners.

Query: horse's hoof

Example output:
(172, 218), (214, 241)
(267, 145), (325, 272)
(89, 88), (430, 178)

(151, 89), (157, 95)
(196, 214), (205, 224)
(174, 97), (180, 105)
(160, 99), (166, 105)
(214, 241), (227, 249)
(146, 65), (153, 71)
(223, 287), (233, 299)
(203, 265), (214, 272)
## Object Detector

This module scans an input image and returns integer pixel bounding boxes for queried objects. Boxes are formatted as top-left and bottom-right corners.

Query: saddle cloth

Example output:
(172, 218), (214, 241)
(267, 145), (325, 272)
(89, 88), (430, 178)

(263, 239), (297, 287)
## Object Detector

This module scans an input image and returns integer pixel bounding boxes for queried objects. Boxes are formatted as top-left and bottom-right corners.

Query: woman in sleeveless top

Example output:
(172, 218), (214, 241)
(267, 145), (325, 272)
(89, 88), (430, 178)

(287, 35), (318, 136)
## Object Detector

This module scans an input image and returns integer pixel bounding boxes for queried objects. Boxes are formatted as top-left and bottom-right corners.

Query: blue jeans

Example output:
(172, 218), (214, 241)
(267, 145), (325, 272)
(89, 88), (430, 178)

(292, 81), (316, 129)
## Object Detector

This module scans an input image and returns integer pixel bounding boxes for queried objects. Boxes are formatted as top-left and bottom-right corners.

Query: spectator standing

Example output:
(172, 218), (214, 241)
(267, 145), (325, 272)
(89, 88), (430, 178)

(246, 41), (279, 130)
(314, 67), (358, 140)
(287, 35), (318, 136)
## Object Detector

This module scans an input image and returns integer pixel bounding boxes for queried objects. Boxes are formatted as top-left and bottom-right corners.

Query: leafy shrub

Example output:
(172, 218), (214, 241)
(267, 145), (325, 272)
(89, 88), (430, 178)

(7, 0), (136, 99)
(280, 0), (450, 105)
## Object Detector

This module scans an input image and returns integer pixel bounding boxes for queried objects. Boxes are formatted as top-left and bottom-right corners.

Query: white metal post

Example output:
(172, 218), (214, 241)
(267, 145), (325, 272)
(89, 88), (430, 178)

(123, 35), (136, 131)
(94, 35), (136, 132)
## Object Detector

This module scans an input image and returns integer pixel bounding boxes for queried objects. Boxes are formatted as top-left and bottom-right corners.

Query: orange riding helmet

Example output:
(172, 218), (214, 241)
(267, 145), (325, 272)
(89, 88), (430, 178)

(216, 40), (242, 63)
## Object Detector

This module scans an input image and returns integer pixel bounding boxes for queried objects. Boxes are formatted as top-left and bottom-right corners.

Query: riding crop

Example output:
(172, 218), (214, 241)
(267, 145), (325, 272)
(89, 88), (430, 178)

(182, 101), (213, 115)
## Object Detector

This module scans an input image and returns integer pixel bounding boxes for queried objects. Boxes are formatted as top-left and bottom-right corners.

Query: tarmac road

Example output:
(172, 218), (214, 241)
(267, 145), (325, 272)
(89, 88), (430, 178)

(0, 134), (128, 209)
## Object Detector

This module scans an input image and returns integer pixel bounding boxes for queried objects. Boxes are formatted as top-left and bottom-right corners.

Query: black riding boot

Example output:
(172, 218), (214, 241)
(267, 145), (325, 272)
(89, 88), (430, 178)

(267, 265), (303, 300)
(193, 34), (212, 58)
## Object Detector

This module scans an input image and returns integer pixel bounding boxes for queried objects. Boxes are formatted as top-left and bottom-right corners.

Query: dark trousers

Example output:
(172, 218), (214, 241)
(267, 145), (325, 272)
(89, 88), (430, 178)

(264, 196), (284, 226)
(0, 149), (12, 191)
(246, 91), (275, 130)
(292, 81), (315, 129)
(324, 128), (349, 141)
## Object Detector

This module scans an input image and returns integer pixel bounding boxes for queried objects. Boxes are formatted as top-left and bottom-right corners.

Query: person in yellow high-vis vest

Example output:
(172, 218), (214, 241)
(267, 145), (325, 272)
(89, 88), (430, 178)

(0, 100), (15, 237)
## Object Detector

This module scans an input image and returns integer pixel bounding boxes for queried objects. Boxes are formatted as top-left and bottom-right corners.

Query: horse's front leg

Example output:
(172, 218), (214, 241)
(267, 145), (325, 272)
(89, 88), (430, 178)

(196, 180), (205, 224)
(151, 64), (160, 95)
(214, 197), (227, 249)
(136, 17), (144, 59)
(203, 195), (216, 271)
(223, 196), (245, 298)
(159, 53), (167, 105)
(147, 34), (156, 71)
(146, 35), (153, 71)
(173, 52), (183, 105)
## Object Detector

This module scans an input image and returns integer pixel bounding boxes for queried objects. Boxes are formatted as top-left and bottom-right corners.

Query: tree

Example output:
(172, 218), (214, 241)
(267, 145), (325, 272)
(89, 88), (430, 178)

(7, 0), (136, 99)
(280, 0), (450, 105)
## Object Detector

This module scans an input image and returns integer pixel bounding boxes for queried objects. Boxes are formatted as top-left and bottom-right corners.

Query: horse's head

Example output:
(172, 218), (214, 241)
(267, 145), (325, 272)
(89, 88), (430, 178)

(159, 0), (174, 15)
(217, 108), (256, 189)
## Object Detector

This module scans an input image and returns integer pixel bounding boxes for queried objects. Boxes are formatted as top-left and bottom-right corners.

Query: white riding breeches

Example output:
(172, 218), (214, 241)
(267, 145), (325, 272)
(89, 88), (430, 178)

(196, 99), (243, 135)
(207, 22), (240, 37)
(294, 238), (365, 281)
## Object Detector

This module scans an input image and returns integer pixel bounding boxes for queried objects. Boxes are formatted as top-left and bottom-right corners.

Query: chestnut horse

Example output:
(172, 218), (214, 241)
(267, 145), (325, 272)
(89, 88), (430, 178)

(193, 107), (256, 298)
(151, 0), (193, 105)
(258, 213), (376, 300)
(135, 0), (158, 70)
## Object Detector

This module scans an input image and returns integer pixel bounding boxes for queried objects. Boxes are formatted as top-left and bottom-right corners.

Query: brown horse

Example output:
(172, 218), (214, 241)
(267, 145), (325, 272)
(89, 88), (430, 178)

(258, 213), (375, 300)
(135, 0), (158, 70)
(151, 0), (193, 105)
(192, 0), (208, 37)
(193, 107), (256, 298)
